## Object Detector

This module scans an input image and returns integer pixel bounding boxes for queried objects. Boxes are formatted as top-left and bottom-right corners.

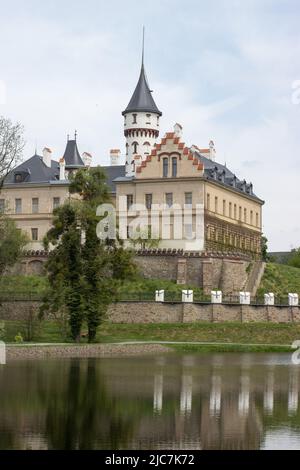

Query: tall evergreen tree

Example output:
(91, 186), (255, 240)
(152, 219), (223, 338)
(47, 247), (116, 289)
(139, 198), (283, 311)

(42, 168), (136, 342)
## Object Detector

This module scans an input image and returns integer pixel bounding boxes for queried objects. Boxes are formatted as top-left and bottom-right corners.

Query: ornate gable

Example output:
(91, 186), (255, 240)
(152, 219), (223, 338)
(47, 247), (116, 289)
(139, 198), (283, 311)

(135, 131), (204, 179)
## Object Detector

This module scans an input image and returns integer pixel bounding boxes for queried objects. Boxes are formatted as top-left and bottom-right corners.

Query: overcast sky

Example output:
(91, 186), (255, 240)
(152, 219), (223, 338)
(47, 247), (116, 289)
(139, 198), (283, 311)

(0, 0), (300, 251)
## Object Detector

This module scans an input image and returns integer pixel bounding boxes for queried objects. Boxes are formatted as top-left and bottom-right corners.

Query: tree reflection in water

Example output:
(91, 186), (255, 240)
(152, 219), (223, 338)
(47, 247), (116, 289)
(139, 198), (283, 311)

(0, 353), (299, 449)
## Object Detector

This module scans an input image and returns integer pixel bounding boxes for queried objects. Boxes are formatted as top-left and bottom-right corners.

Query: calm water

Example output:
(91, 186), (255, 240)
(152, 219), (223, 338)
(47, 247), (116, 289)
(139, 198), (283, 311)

(0, 352), (300, 450)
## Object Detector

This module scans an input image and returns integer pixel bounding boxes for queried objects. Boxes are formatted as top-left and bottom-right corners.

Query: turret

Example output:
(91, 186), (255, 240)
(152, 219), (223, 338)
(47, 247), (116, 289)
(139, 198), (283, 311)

(122, 36), (162, 176)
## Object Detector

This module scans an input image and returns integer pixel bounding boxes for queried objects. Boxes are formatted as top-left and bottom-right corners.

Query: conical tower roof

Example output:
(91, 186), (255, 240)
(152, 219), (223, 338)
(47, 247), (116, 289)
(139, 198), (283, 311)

(63, 137), (84, 169)
(122, 63), (162, 116)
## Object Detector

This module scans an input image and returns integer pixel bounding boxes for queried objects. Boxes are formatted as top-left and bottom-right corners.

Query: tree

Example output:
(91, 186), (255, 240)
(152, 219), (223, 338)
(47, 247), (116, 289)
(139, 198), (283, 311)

(0, 116), (25, 188)
(261, 235), (269, 262)
(0, 214), (28, 276)
(42, 168), (136, 342)
(288, 248), (300, 269)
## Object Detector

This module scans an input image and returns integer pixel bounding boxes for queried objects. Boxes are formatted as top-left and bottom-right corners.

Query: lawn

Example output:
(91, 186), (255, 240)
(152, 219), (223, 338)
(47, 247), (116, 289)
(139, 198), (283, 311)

(1, 320), (300, 352)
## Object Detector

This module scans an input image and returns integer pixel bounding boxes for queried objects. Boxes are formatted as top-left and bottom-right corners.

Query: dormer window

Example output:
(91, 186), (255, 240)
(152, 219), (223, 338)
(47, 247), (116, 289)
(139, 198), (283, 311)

(14, 173), (24, 183)
(132, 114), (137, 124)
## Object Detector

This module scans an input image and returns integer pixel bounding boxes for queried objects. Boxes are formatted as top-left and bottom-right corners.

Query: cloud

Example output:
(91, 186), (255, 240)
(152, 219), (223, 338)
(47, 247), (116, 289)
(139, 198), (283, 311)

(1, 0), (300, 251)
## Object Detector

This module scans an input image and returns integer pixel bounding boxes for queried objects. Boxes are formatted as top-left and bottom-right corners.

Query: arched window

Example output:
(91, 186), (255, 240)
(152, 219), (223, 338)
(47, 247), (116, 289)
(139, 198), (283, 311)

(172, 157), (177, 177)
(132, 142), (138, 154)
(143, 142), (151, 155)
(163, 158), (168, 177)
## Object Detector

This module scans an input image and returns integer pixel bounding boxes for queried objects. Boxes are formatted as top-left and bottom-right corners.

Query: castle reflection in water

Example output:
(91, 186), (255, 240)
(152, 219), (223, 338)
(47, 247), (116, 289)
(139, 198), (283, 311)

(0, 353), (299, 450)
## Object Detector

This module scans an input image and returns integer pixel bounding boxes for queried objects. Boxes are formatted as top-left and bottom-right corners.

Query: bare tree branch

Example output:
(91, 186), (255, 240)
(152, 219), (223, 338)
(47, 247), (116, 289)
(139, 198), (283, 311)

(0, 116), (25, 190)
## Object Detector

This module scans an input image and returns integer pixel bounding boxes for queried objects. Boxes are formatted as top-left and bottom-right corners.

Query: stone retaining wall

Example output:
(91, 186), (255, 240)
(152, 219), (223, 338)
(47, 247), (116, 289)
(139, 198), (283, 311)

(1, 300), (300, 324)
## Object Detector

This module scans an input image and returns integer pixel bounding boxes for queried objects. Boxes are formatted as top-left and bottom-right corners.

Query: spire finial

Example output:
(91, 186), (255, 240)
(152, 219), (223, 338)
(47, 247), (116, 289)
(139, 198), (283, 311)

(74, 130), (77, 141)
(142, 26), (145, 68)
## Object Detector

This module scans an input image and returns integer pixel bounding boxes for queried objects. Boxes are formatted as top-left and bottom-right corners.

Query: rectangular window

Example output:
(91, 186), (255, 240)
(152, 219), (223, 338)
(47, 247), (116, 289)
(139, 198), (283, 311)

(0, 199), (5, 213)
(229, 202), (232, 218)
(31, 228), (38, 241)
(184, 224), (193, 240)
(53, 197), (60, 210)
(172, 157), (177, 177)
(145, 194), (152, 210)
(146, 114), (151, 124)
(15, 198), (22, 214)
(165, 193), (173, 208)
(185, 192), (193, 206)
(127, 194), (133, 210)
(215, 197), (218, 213)
(32, 198), (39, 214)
(244, 208), (247, 223)
(132, 114), (137, 124)
(207, 193), (210, 211)
(163, 158), (168, 177)
(223, 199), (226, 215)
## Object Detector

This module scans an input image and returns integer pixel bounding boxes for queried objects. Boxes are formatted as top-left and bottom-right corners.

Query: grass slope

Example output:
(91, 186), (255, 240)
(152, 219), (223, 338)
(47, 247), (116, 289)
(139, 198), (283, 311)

(258, 263), (300, 297)
(2, 321), (300, 351)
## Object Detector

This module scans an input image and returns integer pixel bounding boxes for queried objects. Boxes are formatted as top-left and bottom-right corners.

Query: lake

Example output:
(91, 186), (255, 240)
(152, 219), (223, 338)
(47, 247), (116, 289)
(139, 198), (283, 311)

(0, 352), (299, 449)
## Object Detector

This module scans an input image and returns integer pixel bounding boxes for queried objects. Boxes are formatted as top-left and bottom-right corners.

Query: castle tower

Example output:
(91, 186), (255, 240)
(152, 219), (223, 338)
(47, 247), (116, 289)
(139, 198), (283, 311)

(122, 34), (162, 176)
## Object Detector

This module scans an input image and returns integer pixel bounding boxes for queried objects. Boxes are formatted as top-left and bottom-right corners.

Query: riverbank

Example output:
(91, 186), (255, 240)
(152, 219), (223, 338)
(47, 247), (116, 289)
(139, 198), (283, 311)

(5, 339), (293, 361)
(1, 322), (299, 358)
(6, 343), (171, 361)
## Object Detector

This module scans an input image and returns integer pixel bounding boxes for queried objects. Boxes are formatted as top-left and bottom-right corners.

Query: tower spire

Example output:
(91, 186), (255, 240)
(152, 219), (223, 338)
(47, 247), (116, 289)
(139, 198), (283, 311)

(142, 26), (145, 68)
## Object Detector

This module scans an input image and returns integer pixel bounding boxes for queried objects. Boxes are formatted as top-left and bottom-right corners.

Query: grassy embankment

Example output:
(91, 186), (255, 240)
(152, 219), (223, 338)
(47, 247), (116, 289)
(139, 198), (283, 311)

(257, 262), (300, 297)
(1, 263), (300, 352)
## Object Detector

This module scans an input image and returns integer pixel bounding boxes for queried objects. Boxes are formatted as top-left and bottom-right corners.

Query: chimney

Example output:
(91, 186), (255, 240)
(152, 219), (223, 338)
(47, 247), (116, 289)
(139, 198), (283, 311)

(209, 140), (216, 161)
(110, 149), (121, 166)
(59, 158), (66, 180)
(174, 123), (183, 138)
(82, 152), (92, 167)
(42, 147), (52, 168)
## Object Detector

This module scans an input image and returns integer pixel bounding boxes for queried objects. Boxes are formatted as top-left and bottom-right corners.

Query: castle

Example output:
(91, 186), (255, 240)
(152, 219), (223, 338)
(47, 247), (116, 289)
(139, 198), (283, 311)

(0, 51), (264, 286)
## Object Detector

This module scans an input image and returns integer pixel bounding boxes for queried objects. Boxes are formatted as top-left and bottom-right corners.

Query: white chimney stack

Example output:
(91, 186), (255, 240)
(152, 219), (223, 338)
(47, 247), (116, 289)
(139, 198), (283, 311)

(42, 147), (52, 168)
(110, 149), (121, 166)
(82, 152), (92, 167)
(174, 123), (183, 138)
(209, 140), (216, 161)
(59, 158), (66, 180)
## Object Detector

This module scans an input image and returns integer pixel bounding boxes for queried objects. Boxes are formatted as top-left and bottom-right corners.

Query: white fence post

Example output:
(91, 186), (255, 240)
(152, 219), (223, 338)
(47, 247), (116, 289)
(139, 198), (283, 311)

(211, 291), (222, 304)
(264, 293), (275, 306)
(182, 290), (193, 303)
(289, 293), (299, 307)
(155, 290), (165, 302)
(239, 292), (251, 305)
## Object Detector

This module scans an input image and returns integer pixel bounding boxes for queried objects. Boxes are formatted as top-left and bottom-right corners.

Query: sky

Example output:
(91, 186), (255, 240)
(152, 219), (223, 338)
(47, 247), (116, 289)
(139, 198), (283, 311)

(0, 0), (300, 251)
